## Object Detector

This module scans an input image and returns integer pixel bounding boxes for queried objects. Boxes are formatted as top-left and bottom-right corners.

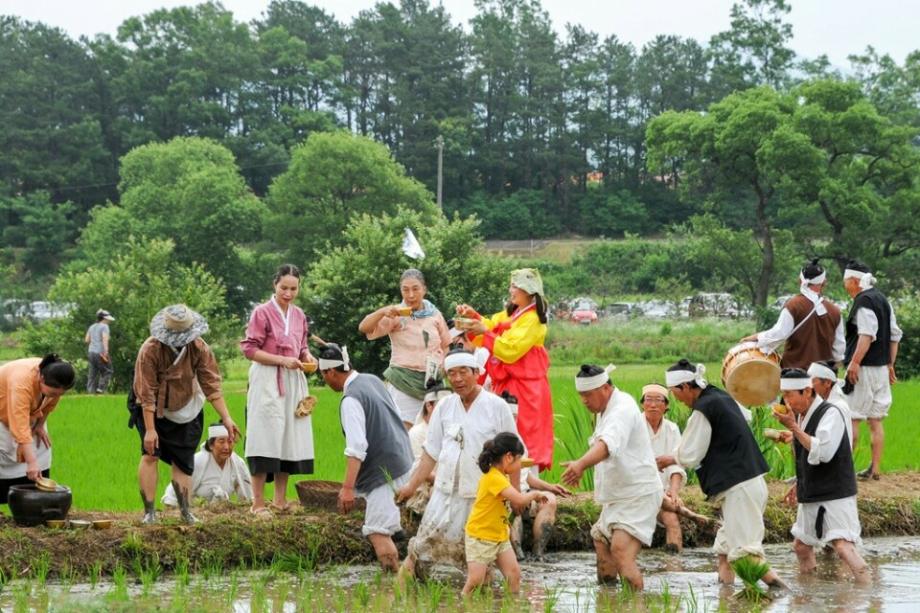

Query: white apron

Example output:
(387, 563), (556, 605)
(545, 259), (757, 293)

(244, 363), (313, 462)
(0, 420), (52, 479)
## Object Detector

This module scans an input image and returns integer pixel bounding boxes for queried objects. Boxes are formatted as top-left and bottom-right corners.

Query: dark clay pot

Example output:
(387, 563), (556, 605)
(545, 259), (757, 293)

(8, 484), (72, 526)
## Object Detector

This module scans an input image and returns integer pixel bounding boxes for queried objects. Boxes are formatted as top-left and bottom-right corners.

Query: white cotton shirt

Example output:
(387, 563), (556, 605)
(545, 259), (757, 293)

(423, 389), (518, 499)
(676, 410), (713, 470)
(855, 306), (903, 342)
(591, 388), (662, 503)
(645, 418), (686, 490)
(162, 449), (253, 505)
(757, 292), (845, 361)
(408, 420), (428, 461)
(339, 371), (369, 461)
(798, 396), (851, 466)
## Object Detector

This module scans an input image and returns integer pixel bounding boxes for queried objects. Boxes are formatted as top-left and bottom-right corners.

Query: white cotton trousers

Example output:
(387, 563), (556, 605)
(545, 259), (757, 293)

(712, 475), (768, 562)
(791, 495), (862, 547)
(358, 472), (409, 537)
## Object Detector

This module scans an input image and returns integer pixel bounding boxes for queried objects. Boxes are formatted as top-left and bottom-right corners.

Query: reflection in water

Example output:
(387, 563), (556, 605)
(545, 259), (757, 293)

(2, 537), (919, 611)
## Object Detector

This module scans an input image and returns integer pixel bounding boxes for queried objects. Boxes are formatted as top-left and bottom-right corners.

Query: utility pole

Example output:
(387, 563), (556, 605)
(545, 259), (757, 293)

(435, 135), (444, 210)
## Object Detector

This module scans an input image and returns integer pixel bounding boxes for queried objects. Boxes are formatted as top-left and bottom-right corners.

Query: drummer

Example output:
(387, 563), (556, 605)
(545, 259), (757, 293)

(742, 259), (844, 369)
(0, 355), (75, 503)
(662, 359), (786, 590)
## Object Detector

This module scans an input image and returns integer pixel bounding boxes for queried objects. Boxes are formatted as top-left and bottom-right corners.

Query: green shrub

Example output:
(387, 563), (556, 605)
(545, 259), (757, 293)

(894, 293), (920, 380)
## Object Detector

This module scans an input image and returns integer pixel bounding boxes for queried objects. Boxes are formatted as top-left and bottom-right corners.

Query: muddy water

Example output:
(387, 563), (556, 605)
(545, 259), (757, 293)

(3, 536), (920, 611)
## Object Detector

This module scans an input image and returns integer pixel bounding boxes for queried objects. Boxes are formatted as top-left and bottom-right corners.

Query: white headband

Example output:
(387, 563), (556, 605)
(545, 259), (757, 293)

(444, 352), (478, 371)
(844, 268), (876, 290)
(208, 424), (229, 439)
(575, 364), (616, 392)
(665, 363), (708, 389)
(318, 345), (351, 371)
(780, 376), (811, 391)
(800, 271), (826, 286)
(806, 362), (836, 382)
(424, 389), (452, 404)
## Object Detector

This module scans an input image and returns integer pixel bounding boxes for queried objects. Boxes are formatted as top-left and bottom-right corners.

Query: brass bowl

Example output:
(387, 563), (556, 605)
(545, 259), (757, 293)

(92, 519), (113, 530)
(301, 362), (318, 374)
(36, 477), (58, 492)
(69, 519), (91, 530)
(521, 457), (535, 468)
(46, 519), (67, 529)
(397, 307), (413, 317)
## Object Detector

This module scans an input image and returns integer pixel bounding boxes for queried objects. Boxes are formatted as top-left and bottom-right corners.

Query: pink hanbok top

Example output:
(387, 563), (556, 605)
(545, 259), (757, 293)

(240, 298), (310, 396)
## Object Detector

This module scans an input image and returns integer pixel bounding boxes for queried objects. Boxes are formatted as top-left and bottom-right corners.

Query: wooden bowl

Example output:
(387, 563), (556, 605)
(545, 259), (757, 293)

(46, 519), (67, 529)
(92, 519), (113, 530)
(301, 362), (318, 374)
(397, 307), (413, 317)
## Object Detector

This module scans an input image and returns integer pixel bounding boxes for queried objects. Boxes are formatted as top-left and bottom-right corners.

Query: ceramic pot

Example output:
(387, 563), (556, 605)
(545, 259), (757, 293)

(8, 484), (72, 527)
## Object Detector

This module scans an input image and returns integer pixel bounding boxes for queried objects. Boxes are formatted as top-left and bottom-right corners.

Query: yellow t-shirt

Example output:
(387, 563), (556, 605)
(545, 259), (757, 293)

(465, 467), (512, 542)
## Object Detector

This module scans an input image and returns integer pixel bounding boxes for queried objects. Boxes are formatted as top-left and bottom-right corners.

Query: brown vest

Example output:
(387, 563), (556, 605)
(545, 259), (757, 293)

(780, 294), (841, 369)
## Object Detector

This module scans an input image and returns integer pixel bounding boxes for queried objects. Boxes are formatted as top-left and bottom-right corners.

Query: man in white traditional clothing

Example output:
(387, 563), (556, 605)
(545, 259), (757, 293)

(662, 359), (786, 589)
(771, 368), (868, 582)
(560, 364), (663, 590)
(842, 259), (902, 480)
(806, 361), (857, 451)
(742, 259), (844, 370)
(162, 423), (253, 506)
(319, 343), (414, 572)
(396, 347), (519, 581)
(640, 383), (686, 553)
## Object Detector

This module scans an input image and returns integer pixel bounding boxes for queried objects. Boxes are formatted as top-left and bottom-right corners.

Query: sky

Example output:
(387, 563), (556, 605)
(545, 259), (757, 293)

(3, 0), (917, 67)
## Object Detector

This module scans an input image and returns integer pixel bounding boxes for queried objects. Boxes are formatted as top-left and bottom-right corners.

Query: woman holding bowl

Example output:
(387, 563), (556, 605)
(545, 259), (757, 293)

(240, 264), (317, 515)
(457, 268), (554, 470)
(359, 269), (452, 428)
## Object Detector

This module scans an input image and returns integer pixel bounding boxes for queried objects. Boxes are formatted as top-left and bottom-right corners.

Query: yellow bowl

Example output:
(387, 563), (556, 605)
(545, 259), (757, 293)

(397, 307), (413, 317)
(772, 403), (788, 415)
(36, 477), (58, 492)
(301, 362), (318, 374)
(46, 519), (67, 529)
(92, 519), (113, 530)
(521, 457), (535, 468)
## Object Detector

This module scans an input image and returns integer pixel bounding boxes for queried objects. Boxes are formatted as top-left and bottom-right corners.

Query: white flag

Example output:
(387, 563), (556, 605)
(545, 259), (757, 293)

(402, 228), (425, 260)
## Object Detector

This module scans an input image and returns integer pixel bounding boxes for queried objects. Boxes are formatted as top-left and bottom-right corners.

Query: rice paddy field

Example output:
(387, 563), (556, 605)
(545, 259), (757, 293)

(28, 359), (920, 512)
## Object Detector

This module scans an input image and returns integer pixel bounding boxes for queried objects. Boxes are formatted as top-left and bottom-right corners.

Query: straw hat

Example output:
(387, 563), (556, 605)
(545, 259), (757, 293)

(149, 304), (209, 347)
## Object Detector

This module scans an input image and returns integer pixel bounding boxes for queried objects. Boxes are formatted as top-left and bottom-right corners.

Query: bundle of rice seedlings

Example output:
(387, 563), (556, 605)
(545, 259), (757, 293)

(731, 555), (771, 602)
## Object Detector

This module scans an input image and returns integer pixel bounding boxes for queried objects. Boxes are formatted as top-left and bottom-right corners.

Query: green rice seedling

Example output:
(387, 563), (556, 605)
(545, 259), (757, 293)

(88, 561), (102, 590)
(32, 552), (51, 586)
(352, 582), (371, 608)
(426, 580), (447, 610)
(731, 555), (770, 602)
(175, 555), (190, 588)
(13, 581), (31, 613)
(110, 561), (129, 603)
(137, 555), (162, 597)
(333, 584), (348, 613)
(685, 583), (699, 613)
(542, 585), (560, 612)
(227, 570), (240, 605)
(250, 578), (268, 613)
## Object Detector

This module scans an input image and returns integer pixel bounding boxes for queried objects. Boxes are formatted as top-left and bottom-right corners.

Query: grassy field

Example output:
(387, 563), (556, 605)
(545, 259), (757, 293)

(30, 360), (920, 511)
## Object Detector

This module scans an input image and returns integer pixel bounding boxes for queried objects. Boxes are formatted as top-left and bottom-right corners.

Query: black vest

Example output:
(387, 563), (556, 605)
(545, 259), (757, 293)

(693, 386), (769, 497)
(794, 400), (857, 503)
(340, 373), (414, 492)
(845, 288), (892, 367)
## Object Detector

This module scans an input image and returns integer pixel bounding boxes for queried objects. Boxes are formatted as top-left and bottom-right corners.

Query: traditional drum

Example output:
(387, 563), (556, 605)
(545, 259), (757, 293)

(721, 342), (780, 406)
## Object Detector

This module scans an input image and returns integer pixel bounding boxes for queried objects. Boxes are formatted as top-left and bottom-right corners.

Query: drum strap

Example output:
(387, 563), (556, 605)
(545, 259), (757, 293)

(789, 302), (820, 338)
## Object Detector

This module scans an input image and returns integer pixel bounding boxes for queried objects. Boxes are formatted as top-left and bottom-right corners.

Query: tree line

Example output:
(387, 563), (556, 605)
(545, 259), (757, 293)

(2, 0), (920, 310)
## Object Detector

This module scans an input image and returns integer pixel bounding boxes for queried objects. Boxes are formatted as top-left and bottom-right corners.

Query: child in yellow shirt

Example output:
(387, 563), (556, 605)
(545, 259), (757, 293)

(463, 432), (545, 596)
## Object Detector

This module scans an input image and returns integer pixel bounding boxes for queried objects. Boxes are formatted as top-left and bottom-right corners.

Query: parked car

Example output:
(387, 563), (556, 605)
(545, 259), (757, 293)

(570, 298), (598, 325)
(688, 293), (752, 318)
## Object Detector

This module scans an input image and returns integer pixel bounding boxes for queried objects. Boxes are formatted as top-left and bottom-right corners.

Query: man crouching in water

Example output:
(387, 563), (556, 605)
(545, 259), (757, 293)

(320, 343), (413, 572)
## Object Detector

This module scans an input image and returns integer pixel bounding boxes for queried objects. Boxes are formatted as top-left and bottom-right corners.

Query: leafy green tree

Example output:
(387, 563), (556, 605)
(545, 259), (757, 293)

(1, 192), (76, 275)
(0, 17), (113, 212)
(21, 238), (236, 390)
(304, 208), (511, 373)
(74, 137), (266, 311)
(265, 131), (437, 262)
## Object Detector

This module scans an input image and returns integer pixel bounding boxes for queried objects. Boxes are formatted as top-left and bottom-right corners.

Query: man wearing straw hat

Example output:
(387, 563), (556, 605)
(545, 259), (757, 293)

(664, 359), (785, 590)
(842, 260), (902, 481)
(772, 368), (868, 582)
(131, 304), (240, 525)
(319, 343), (413, 572)
(560, 364), (662, 590)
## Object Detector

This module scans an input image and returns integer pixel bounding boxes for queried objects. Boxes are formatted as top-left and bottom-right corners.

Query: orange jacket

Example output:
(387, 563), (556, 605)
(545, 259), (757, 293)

(0, 358), (59, 445)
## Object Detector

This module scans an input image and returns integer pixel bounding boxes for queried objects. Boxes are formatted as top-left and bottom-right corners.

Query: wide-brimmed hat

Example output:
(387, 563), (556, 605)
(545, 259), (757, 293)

(150, 304), (209, 347)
